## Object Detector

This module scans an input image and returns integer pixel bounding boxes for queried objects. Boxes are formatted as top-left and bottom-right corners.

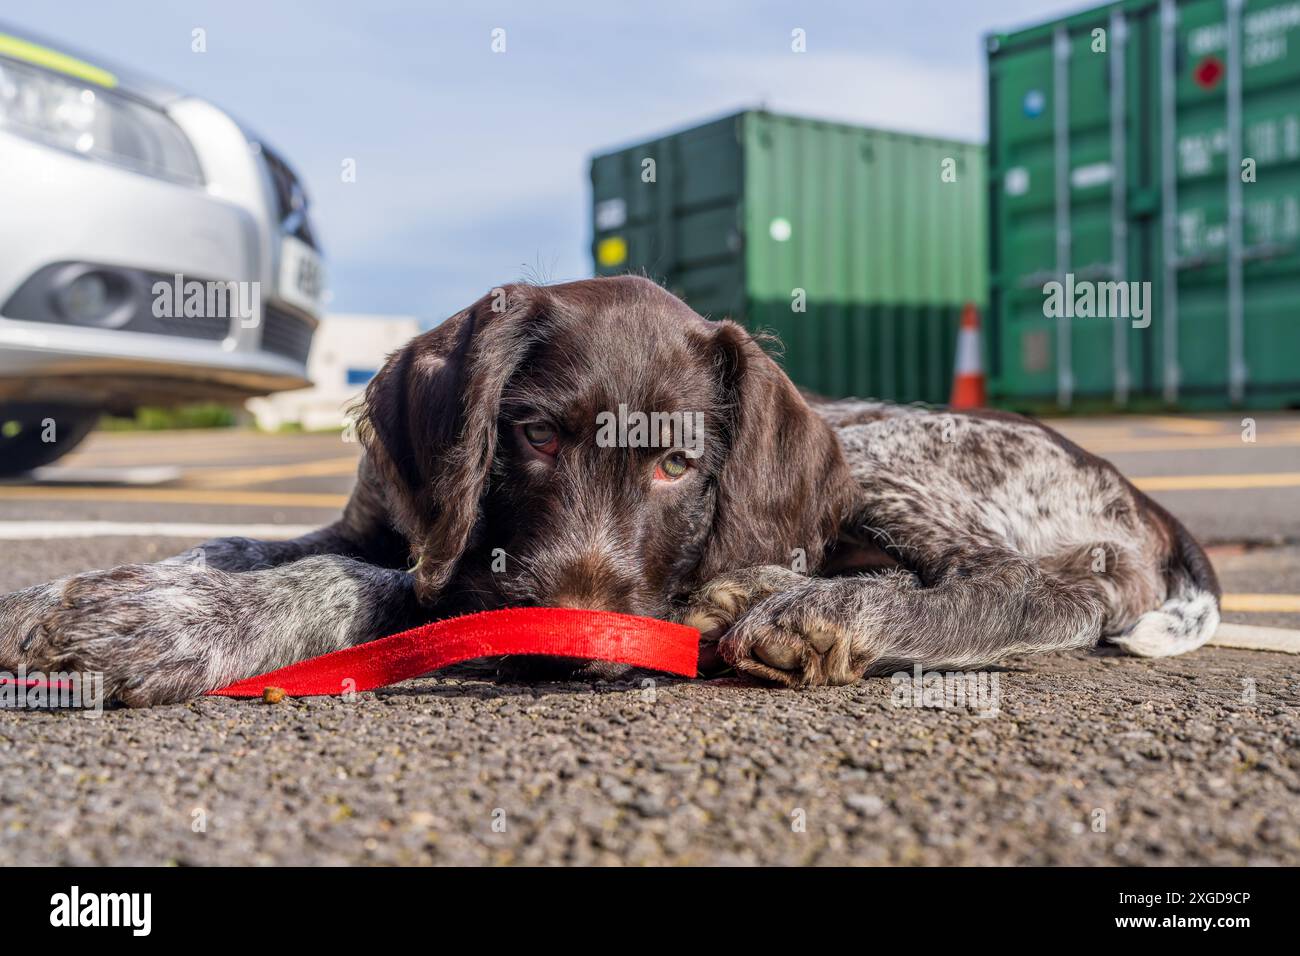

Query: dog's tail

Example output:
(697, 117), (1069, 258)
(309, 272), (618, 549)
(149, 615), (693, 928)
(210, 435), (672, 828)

(1108, 506), (1221, 658)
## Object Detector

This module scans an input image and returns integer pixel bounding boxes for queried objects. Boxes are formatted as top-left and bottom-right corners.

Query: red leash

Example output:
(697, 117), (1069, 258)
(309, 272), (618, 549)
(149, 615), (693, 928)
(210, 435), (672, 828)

(208, 607), (700, 698)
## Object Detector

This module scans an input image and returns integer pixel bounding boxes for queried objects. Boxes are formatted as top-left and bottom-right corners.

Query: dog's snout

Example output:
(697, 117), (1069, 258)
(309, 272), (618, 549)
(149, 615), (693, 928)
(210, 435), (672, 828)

(543, 551), (637, 614)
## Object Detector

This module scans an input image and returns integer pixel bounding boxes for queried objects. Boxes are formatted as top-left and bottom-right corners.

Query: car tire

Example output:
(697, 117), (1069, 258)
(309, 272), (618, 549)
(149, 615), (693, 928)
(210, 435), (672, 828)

(0, 405), (100, 477)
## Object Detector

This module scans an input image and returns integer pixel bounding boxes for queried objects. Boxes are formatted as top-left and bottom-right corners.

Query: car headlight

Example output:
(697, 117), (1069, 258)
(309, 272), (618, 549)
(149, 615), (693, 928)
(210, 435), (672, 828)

(0, 55), (203, 186)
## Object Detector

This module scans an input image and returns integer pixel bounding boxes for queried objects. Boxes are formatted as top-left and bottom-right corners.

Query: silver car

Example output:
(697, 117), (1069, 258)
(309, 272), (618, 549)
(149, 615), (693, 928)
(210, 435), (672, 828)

(0, 24), (323, 474)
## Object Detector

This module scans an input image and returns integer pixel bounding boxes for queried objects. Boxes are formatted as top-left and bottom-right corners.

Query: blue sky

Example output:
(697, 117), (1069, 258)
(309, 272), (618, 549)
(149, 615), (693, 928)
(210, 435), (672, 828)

(6, 1), (1084, 325)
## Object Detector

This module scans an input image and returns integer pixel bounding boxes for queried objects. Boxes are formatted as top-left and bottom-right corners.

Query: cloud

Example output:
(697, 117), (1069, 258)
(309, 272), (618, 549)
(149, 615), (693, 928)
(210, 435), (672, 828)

(689, 50), (984, 142)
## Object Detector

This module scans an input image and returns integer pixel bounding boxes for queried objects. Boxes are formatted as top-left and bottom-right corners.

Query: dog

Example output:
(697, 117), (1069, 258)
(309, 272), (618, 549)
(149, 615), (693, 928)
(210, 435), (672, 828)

(0, 276), (1220, 705)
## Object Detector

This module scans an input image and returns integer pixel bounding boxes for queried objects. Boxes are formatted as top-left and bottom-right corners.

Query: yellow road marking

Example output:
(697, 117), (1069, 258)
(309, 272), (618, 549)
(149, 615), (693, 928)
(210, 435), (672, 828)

(1140, 415), (1227, 435)
(0, 486), (347, 509)
(1132, 471), (1300, 491)
(191, 456), (360, 488)
(1055, 420), (1224, 439)
(72, 430), (343, 446)
(72, 437), (304, 454)
(1079, 430), (1300, 454)
(1053, 426), (1170, 442)
(65, 452), (336, 469)
(1222, 593), (1300, 613)
(63, 442), (355, 468)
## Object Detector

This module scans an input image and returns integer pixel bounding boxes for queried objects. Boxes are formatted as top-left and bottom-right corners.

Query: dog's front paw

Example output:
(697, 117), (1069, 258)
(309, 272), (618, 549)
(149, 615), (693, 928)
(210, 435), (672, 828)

(23, 564), (236, 706)
(0, 581), (65, 670)
(718, 583), (872, 688)
(683, 565), (808, 674)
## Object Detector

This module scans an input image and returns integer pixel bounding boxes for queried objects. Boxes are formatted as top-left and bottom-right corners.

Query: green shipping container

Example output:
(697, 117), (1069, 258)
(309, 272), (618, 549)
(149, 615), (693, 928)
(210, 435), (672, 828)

(988, 0), (1300, 411)
(590, 110), (987, 403)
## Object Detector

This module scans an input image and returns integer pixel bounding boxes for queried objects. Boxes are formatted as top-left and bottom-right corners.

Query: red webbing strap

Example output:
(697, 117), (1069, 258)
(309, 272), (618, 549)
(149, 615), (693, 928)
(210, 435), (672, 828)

(208, 607), (700, 698)
(0, 677), (76, 691)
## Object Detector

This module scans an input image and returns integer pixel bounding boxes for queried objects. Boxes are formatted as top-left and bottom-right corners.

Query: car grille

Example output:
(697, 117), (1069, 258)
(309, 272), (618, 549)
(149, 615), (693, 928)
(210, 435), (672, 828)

(260, 304), (315, 364)
(123, 309), (231, 341)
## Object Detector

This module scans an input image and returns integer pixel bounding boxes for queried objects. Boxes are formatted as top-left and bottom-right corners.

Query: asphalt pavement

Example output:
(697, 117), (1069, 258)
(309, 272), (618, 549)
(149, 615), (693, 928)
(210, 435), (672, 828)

(0, 414), (1297, 865)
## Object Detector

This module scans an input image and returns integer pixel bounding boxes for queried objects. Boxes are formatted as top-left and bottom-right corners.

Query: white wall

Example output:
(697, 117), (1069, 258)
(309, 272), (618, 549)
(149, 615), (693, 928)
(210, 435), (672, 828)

(246, 313), (421, 431)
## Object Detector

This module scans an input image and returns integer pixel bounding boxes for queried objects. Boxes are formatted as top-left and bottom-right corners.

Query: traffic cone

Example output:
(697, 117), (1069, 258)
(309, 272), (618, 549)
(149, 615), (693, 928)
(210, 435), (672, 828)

(949, 303), (986, 409)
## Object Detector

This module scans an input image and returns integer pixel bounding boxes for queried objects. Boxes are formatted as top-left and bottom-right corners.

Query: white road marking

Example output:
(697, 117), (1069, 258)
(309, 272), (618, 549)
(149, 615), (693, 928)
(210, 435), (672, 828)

(0, 521), (319, 540)
(1209, 622), (1300, 654)
(22, 466), (183, 486)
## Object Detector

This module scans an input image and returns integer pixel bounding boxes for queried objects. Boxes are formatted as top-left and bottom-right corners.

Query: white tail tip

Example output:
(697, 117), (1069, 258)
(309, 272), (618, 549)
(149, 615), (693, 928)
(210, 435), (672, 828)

(1109, 591), (1221, 658)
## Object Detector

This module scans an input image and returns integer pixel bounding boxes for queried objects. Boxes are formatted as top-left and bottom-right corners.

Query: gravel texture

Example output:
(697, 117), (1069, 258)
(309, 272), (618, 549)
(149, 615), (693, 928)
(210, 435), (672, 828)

(2, 534), (1297, 866)
(2, 645), (1297, 865)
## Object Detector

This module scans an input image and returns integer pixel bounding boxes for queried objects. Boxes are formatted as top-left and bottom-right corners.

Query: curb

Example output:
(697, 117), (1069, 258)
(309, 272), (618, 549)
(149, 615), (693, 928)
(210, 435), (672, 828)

(1209, 622), (1300, 654)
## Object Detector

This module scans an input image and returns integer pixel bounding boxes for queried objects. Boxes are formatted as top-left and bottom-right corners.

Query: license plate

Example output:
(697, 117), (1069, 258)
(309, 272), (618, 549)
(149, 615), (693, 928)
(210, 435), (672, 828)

(278, 237), (324, 313)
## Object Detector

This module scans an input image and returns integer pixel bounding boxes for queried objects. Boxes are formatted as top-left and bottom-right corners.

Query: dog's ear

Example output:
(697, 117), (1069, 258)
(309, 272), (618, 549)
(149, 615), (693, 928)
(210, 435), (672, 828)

(696, 320), (850, 582)
(360, 285), (541, 601)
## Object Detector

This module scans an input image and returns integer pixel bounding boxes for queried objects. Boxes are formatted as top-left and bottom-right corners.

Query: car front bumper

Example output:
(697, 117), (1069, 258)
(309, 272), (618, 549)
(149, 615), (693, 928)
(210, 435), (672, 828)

(0, 317), (311, 408)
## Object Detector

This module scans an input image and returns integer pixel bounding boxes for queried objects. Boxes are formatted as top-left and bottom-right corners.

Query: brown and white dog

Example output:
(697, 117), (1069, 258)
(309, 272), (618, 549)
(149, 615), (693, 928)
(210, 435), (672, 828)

(0, 276), (1220, 705)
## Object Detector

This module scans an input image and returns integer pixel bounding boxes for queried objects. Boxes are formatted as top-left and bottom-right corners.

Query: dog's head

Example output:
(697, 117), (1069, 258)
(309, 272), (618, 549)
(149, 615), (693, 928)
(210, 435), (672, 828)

(360, 276), (848, 624)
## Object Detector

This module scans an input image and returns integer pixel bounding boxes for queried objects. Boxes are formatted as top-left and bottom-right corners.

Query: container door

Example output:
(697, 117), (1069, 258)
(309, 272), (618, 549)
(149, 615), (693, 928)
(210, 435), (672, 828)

(988, 8), (1142, 410)
(1159, 0), (1300, 405)
(589, 115), (746, 322)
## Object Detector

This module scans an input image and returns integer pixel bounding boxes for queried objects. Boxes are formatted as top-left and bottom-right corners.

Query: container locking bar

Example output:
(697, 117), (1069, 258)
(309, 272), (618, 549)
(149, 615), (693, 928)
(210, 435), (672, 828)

(1110, 9), (1130, 406)
(1225, 0), (1247, 405)
(1160, 0), (1181, 404)
(1053, 25), (1073, 408)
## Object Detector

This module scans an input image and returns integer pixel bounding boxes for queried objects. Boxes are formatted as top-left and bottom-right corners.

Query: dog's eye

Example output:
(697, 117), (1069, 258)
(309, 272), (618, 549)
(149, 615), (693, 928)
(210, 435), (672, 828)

(655, 452), (690, 481)
(522, 422), (559, 455)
